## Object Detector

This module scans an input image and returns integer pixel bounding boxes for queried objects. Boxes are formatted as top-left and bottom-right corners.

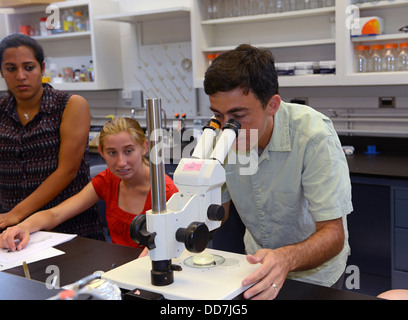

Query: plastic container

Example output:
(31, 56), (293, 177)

(276, 62), (295, 76)
(295, 62), (314, 75)
(369, 44), (384, 72)
(355, 45), (370, 73)
(398, 43), (408, 71)
(40, 17), (48, 36)
(319, 60), (336, 74)
(383, 43), (398, 72)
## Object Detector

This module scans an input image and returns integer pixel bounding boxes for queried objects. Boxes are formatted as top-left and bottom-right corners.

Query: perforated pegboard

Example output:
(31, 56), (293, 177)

(134, 42), (196, 118)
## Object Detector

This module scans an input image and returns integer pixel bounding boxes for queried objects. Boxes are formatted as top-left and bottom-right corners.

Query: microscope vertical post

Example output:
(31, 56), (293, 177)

(146, 98), (174, 286)
(146, 98), (167, 214)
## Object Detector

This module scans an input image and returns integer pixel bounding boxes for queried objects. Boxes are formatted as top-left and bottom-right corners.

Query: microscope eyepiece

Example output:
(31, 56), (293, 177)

(203, 118), (221, 131)
(223, 119), (241, 137)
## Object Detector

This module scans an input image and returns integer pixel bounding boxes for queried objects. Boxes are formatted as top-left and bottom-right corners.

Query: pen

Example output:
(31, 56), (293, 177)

(22, 261), (31, 280)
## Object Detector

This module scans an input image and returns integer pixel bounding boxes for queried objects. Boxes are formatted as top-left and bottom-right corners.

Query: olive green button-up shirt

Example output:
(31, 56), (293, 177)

(222, 101), (353, 287)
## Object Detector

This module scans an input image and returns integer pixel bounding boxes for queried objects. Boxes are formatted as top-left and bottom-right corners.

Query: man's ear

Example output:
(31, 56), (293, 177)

(266, 94), (281, 117)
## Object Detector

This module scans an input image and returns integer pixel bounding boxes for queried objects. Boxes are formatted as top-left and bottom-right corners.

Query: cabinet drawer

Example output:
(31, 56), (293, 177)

(395, 228), (408, 272)
(392, 270), (408, 290)
(395, 199), (408, 228)
(395, 189), (408, 200)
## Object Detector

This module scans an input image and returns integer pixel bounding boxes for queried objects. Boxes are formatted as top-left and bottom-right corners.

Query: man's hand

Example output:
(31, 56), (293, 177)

(242, 248), (290, 300)
(241, 218), (345, 300)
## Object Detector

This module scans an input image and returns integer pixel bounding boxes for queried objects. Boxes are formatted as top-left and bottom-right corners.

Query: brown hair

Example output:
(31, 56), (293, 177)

(204, 44), (279, 109)
(99, 117), (148, 165)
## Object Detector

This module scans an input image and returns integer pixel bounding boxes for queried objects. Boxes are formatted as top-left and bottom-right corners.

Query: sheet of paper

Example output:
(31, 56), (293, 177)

(0, 247), (65, 271)
(0, 231), (76, 266)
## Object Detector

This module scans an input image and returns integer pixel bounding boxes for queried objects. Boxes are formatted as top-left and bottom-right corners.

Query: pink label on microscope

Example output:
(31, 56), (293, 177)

(183, 162), (203, 171)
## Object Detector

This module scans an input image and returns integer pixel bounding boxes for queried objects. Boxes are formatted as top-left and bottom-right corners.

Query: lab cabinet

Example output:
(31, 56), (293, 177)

(347, 178), (391, 279)
(344, 0), (408, 85)
(0, 0), (123, 91)
(191, 0), (408, 88)
(330, 175), (408, 291)
(395, 190), (408, 229)
(191, 0), (338, 88)
(393, 188), (408, 288)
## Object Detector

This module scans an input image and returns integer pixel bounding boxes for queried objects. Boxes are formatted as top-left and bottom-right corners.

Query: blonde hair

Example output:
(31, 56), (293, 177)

(99, 117), (148, 165)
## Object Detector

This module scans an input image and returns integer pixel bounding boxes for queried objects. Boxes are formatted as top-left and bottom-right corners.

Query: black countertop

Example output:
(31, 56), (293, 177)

(340, 135), (408, 179)
(4, 237), (377, 300)
(347, 153), (408, 179)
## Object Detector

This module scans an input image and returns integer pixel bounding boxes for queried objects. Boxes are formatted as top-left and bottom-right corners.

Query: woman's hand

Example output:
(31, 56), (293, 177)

(0, 212), (19, 230)
(139, 247), (149, 258)
(0, 225), (30, 251)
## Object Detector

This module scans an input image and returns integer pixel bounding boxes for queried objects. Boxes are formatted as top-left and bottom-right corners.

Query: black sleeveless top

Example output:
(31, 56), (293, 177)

(0, 84), (104, 240)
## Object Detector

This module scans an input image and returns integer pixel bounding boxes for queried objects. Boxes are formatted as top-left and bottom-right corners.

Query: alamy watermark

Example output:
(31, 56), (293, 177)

(345, 2), (380, 31)
(148, 127), (259, 176)
(45, 5), (61, 30)
(45, 264), (60, 289)
(345, 265), (360, 290)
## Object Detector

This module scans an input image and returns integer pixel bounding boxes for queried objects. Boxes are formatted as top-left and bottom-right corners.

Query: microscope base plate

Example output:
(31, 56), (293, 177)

(102, 248), (258, 300)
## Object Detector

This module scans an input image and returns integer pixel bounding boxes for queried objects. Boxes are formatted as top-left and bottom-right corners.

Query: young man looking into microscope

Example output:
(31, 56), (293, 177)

(204, 44), (352, 300)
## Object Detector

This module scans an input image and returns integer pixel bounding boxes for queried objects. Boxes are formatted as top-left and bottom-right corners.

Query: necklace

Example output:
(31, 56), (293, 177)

(23, 113), (30, 120)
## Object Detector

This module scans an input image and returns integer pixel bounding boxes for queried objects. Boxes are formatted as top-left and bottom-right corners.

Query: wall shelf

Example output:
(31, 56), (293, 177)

(201, 6), (335, 25)
(192, 0), (408, 88)
(0, 0), (123, 92)
(94, 6), (190, 23)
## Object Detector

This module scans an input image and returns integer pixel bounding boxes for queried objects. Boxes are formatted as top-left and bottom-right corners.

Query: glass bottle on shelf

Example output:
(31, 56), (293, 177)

(265, 0), (277, 13)
(276, 0), (288, 12)
(212, 0), (223, 19)
(74, 11), (86, 32)
(224, 0), (234, 18)
(202, 0), (213, 19)
(206, 53), (217, 67)
(295, 0), (305, 10)
(289, 0), (297, 11)
(322, 0), (335, 7)
(248, 0), (257, 15)
(238, 0), (249, 16)
(257, 0), (267, 15)
(383, 43), (398, 72)
(355, 45), (370, 73)
(397, 43), (408, 71)
(310, 0), (319, 9)
(64, 9), (75, 33)
(369, 44), (384, 72)
(88, 60), (94, 82)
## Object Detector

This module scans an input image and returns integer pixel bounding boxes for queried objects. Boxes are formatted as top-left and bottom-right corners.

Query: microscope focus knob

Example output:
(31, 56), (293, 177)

(207, 204), (225, 221)
(176, 222), (210, 253)
(130, 215), (157, 250)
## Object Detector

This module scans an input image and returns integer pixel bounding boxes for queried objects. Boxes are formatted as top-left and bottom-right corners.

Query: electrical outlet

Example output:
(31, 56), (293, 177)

(122, 89), (133, 100)
(379, 97), (396, 108)
(290, 97), (308, 105)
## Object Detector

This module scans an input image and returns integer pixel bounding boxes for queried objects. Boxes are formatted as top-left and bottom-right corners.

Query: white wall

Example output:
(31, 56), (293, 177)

(2, 0), (407, 137)
(81, 0), (408, 137)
